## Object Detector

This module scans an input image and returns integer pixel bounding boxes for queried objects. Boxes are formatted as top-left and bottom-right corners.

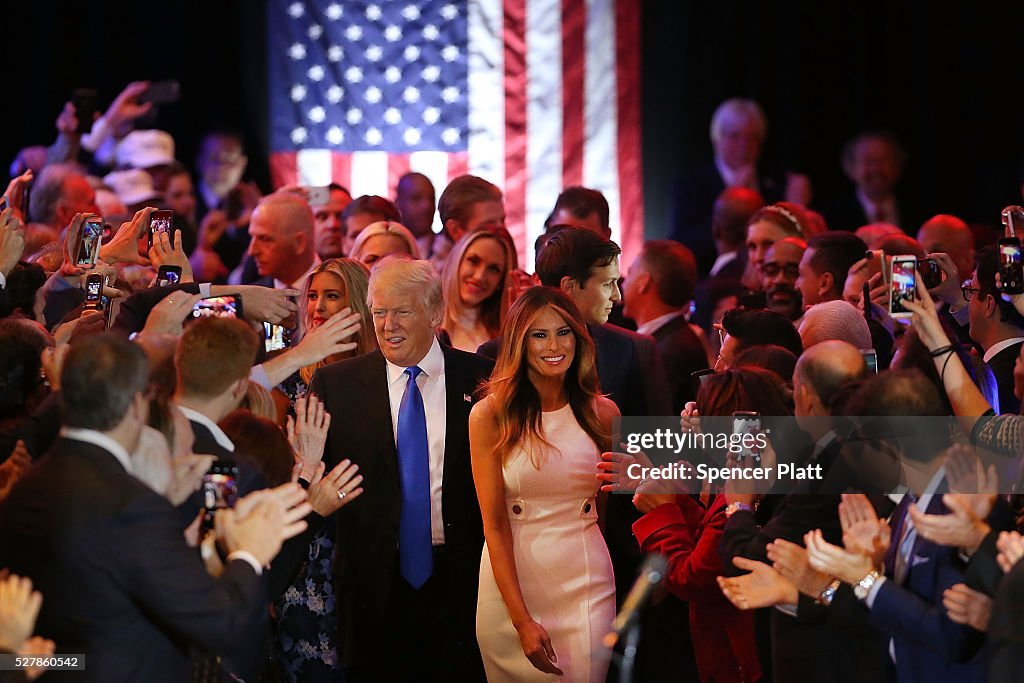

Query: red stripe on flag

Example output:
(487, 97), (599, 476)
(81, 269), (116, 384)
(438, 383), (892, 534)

(331, 154), (353, 194)
(504, 0), (529, 262)
(561, 0), (586, 189)
(387, 154), (411, 198)
(615, 0), (644, 263)
(447, 151), (469, 182)
(269, 152), (298, 189)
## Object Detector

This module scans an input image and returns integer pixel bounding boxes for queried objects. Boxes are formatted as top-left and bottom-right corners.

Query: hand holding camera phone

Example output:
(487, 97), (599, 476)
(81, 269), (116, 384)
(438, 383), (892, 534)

(188, 295), (243, 322)
(201, 459), (239, 534)
(76, 217), (104, 267)
(731, 411), (763, 463)
(155, 265), (182, 288)
(999, 206), (1024, 296)
(83, 273), (104, 311)
(888, 255), (917, 319)
(148, 210), (174, 251)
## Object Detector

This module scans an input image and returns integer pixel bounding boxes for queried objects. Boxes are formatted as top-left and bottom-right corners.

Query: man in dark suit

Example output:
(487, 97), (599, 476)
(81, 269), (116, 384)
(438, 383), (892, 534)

(309, 257), (492, 682)
(822, 132), (918, 233)
(0, 334), (310, 683)
(622, 240), (709, 413)
(706, 187), (763, 281)
(967, 245), (1024, 414)
(669, 98), (807, 274)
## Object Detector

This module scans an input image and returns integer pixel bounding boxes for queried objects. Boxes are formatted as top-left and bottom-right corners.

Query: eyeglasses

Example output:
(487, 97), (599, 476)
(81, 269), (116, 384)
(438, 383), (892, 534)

(760, 263), (800, 279)
(961, 280), (981, 301)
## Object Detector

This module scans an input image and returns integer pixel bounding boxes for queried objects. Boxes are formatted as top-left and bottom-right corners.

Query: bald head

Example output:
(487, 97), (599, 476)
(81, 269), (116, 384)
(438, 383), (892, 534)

(795, 340), (868, 414)
(248, 192), (316, 282)
(869, 233), (927, 259)
(917, 214), (975, 279)
(712, 187), (766, 250)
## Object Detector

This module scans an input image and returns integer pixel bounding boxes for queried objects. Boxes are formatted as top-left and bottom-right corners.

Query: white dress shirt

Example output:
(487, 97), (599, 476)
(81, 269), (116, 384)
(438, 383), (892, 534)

(636, 310), (686, 337)
(385, 337), (447, 545)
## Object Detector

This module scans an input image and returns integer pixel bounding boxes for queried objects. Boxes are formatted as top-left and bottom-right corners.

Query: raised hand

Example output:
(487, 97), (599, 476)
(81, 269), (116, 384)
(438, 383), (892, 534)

(717, 556), (798, 610)
(234, 285), (301, 324)
(149, 229), (194, 283)
(909, 493), (991, 555)
(105, 81), (153, 129)
(100, 207), (154, 267)
(305, 459), (364, 516)
(0, 573), (43, 653)
(996, 531), (1024, 574)
(288, 394), (332, 476)
(596, 444), (655, 493)
(140, 292), (204, 337)
(2, 170), (33, 223)
(0, 208), (25, 279)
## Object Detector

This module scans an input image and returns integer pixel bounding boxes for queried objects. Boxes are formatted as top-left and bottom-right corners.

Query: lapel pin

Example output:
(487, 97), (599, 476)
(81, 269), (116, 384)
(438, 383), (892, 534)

(464, 393), (472, 402)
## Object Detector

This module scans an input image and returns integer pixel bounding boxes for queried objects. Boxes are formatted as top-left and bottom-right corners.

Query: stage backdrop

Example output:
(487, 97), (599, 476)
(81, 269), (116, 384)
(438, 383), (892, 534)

(266, 0), (643, 269)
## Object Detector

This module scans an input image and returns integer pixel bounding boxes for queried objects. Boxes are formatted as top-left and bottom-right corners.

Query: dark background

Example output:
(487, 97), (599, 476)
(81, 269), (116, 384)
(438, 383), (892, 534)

(7, 1), (1024, 237)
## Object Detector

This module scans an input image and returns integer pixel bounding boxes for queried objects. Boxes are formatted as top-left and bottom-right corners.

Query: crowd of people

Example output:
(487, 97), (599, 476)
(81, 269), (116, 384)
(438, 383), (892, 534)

(1, 84), (1024, 683)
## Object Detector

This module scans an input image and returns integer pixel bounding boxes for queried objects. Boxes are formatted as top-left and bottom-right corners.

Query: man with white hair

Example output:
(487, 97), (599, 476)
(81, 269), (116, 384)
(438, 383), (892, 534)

(798, 299), (873, 350)
(245, 192), (320, 291)
(309, 257), (492, 681)
(670, 98), (811, 274)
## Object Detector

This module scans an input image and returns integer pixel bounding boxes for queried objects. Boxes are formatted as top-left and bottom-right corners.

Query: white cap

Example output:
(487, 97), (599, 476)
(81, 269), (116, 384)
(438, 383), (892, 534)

(115, 129), (176, 169)
(103, 168), (164, 207)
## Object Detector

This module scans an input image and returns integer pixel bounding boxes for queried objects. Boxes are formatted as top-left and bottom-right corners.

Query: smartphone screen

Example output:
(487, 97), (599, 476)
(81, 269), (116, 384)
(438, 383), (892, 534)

(263, 322), (290, 352)
(190, 295), (240, 320)
(148, 210), (174, 250)
(155, 265), (182, 288)
(889, 256), (917, 318)
(76, 219), (104, 266)
(84, 274), (103, 308)
(861, 349), (878, 374)
(999, 238), (1024, 295)
(731, 412), (762, 463)
(200, 460), (239, 533)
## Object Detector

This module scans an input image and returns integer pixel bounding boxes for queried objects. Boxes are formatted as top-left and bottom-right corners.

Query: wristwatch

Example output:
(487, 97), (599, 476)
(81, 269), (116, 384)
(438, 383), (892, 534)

(817, 578), (841, 606)
(853, 570), (881, 600)
(725, 502), (753, 518)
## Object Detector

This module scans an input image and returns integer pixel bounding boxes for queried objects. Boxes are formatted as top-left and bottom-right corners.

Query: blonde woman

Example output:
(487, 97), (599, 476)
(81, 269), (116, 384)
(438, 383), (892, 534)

(349, 220), (421, 267)
(471, 287), (618, 681)
(439, 227), (517, 351)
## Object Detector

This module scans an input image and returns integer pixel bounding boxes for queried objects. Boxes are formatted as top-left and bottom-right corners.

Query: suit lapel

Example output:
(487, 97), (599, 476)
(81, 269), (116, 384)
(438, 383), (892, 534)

(356, 351), (399, 481)
(441, 346), (472, 490)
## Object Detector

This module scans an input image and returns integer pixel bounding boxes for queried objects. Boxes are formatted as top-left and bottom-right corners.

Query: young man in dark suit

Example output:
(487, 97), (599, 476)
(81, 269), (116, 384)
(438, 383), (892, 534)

(309, 257), (492, 682)
(967, 245), (1024, 414)
(0, 334), (310, 683)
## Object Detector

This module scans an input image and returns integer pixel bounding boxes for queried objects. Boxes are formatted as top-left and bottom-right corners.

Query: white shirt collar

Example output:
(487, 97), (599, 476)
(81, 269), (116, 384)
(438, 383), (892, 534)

(856, 189), (898, 225)
(708, 251), (739, 277)
(385, 336), (446, 387)
(274, 254), (322, 291)
(176, 405), (235, 453)
(636, 310), (687, 337)
(60, 427), (133, 472)
(983, 337), (1024, 364)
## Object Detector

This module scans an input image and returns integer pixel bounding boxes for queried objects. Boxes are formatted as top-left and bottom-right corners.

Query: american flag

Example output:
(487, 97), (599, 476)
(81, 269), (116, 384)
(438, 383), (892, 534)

(268, 0), (642, 269)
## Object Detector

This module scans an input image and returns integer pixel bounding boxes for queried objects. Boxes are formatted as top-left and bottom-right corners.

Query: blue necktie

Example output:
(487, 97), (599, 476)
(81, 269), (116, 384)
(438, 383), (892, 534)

(396, 366), (433, 588)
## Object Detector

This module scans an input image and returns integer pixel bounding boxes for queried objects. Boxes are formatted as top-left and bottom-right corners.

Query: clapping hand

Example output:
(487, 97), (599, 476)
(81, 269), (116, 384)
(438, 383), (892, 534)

(767, 538), (833, 598)
(996, 531), (1024, 573)
(805, 529), (875, 585)
(717, 556), (798, 610)
(839, 493), (890, 568)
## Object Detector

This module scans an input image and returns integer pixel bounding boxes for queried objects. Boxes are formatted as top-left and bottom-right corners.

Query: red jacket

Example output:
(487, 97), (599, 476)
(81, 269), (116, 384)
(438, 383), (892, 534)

(633, 493), (761, 683)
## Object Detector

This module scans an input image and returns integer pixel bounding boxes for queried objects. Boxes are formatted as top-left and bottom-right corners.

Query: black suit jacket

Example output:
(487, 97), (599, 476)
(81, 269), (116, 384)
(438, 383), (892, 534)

(821, 190), (921, 234)
(986, 340), (1024, 415)
(649, 315), (710, 414)
(670, 163), (783, 276)
(0, 438), (267, 683)
(307, 346), (493, 667)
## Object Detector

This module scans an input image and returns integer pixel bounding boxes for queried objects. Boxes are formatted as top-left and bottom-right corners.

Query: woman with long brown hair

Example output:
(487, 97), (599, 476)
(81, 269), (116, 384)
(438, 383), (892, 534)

(471, 286), (619, 681)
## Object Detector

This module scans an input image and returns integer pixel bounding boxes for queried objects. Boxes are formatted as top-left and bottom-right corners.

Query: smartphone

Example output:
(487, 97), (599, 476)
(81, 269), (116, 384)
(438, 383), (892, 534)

(888, 255), (917, 319)
(861, 348), (879, 374)
(200, 459), (239, 533)
(76, 218), (104, 266)
(148, 210), (174, 250)
(865, 249), (888, 284)
(999, 238), (1024, 295)
(84, 273), (103, 311)
(140, 80), (181, 106)
(155, 265), (182, 287)
(731, 411), (762, 463)
(263, 322), (291, 352)
(71, 88), (99, 135)
(190, 295), (242, 320)
(918, 257), (942, 290)
(304, 186), (331, 206)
